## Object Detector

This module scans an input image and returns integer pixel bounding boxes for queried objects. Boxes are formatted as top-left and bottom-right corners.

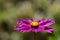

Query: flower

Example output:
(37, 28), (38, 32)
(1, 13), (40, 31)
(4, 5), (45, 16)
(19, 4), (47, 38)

(14, 19), (55, 33)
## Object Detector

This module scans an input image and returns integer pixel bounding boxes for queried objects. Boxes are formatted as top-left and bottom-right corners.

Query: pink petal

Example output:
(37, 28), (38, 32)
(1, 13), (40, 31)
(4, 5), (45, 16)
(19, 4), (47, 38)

(44, 19), (55, 26)
(32, 26), (43, 33)
(14, 26), (20, 30)
(43, 27), (54, 33)
(19, 25), (31, 32)
(17, 19), (32, 25)
(39, 19), (55, 26)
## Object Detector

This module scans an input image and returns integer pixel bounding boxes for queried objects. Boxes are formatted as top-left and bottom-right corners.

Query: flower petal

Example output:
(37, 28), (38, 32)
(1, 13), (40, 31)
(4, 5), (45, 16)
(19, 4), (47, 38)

(43, 27), (54, 33)
(14, 26), (20, 30)
(19, 25), (31, 32)
(20, 29), (31, 32)
(32, 26), (43, 33)
(32, 28), (40, 33)
(17, 19), (32, 25)
(39, 19), (47, 24)
(39, 19), (55, 26)
(44, 19), (55, 26)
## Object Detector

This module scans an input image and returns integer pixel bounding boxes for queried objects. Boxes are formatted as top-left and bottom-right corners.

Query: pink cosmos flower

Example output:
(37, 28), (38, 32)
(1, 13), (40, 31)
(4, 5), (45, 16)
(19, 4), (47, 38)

(14, 19), (55, 33)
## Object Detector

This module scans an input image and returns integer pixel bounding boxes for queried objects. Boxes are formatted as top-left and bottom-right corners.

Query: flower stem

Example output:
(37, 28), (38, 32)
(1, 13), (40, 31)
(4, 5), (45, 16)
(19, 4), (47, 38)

(33, 33), (37, 40)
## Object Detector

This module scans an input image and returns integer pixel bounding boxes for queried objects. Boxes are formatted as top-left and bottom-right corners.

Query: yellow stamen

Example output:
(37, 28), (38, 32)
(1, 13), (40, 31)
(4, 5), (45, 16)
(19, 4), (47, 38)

(30, 21), (38, 26)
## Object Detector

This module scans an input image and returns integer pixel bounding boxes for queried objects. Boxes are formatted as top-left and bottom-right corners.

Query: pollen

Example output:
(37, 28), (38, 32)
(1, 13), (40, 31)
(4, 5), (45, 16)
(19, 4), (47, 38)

(30, 21), (39, 26)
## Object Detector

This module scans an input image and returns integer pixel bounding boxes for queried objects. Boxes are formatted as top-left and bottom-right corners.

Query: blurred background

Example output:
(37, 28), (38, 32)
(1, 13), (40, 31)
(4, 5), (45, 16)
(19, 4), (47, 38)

(0, 0), (60, 40)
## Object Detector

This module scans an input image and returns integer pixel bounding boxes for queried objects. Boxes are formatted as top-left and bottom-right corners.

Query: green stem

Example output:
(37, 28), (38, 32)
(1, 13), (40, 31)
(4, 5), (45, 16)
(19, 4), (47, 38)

(33, 33), (37, 40)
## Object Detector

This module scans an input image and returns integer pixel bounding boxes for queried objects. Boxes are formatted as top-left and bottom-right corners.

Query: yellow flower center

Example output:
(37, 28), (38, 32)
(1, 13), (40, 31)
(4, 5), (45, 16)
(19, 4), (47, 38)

(30, 21), (39, 26)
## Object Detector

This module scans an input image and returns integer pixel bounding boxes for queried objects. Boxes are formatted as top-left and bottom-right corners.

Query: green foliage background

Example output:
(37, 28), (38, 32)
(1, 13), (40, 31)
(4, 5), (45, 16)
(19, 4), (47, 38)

(0, 0), (60, 40)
